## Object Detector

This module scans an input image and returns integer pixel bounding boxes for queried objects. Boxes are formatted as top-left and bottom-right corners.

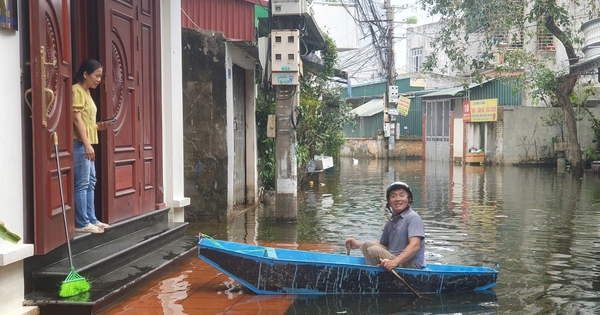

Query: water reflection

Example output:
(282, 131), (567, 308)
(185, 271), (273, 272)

(191, 157), (600, 314)
(284, 291), (498, 315)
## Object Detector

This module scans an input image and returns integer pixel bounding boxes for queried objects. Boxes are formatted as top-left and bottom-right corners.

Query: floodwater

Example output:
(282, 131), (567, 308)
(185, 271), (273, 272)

(200, 158), (600, 314)
(102, 157), (600, 314)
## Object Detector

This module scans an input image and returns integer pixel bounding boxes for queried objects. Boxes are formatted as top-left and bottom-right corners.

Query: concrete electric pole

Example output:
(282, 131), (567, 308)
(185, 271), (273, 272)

(384, 0), (398, 160)
(270, 3), (305, 221)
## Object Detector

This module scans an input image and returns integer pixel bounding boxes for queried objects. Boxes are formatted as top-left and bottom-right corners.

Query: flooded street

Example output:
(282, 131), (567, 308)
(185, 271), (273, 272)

(196, 157), (600, 314)
(102, 157), (600, 314)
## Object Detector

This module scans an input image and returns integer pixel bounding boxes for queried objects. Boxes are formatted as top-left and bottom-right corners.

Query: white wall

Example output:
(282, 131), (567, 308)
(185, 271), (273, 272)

(0, 27), (35, 315)
(161, 0), (189, 222)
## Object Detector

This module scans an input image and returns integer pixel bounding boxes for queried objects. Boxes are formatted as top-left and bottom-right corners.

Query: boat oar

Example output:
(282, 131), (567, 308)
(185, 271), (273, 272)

(380, 259), (423, 298)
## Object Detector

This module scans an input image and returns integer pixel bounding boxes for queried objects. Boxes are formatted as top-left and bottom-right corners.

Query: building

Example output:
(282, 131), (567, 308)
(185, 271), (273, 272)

(0, 1), (220, 314)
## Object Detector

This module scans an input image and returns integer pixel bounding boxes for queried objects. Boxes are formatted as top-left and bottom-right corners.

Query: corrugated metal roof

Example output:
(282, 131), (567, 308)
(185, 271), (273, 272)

(351, 99), (384, 117)
(421, 79), (494, 98)
(420, 86), (465, 97)
(181, 0), (256, 42)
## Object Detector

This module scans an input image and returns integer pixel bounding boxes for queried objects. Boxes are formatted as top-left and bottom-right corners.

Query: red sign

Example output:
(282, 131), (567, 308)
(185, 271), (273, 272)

(463, 101), (471, 122)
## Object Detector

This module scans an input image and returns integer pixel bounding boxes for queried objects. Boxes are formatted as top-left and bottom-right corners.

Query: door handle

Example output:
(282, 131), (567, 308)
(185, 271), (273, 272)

(24, 88), (32, 116)
(39, 46), (56, 129)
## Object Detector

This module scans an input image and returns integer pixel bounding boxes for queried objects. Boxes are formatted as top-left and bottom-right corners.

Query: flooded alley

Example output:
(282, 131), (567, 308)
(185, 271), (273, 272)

(100, 157), (600, 314)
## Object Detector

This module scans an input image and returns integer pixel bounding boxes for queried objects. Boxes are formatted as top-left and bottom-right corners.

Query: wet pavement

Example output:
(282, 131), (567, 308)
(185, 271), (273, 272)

(99, 158), (600, 314)
(97, 243), (337, 315)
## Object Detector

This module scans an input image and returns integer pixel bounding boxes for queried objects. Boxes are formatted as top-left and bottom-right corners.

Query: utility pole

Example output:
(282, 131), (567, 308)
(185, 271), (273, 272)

(274, 84), (299, 221)
(384, 0), (397, 160)
(269, 2), (304, 221)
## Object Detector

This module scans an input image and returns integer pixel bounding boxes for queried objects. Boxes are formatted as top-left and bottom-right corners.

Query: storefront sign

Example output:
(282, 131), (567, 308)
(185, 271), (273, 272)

(463, 98), (497, 122)
(397, 96), (411, 116)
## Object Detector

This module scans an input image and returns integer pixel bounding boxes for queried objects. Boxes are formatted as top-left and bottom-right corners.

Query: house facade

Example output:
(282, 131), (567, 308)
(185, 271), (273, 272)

(1, 1), (189, 314)
(405, 14), (600, 165)
(180, 0), (261, 221)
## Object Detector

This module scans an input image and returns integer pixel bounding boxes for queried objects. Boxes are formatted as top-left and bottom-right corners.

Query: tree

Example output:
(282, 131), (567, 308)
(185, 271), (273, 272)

(418, 0), (600, 174)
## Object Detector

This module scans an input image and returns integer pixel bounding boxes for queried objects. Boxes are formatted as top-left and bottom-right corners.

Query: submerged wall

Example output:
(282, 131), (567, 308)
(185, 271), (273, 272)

(340, 138), (423, 159)
(182, 28), (228, 222)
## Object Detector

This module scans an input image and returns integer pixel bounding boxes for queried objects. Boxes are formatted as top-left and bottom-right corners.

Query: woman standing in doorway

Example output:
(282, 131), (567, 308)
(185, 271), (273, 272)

(72, 59), (111, 233)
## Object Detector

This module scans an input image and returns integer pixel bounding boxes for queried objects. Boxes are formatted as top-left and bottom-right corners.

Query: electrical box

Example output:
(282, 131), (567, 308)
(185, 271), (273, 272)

(383, 123), (390, 138)
(389, 86), (399, 103)
(271, 30), (300, 85)
(267, 115), (276, 138)
(272, 0), (313, 16)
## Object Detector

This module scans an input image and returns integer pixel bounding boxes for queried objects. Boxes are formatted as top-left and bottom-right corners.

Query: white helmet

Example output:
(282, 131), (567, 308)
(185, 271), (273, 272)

(386, 181), (413, 204)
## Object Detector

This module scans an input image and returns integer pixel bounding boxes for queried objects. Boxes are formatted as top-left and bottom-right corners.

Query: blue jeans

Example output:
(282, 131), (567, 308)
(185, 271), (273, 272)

(73, 140), (99, 228)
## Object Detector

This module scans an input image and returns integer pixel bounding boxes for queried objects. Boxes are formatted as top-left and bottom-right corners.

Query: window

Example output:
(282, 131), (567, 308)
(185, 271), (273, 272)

(409, 48), (423, 73)
(537, 19), (555, 51)
(493, 30), (524, 50)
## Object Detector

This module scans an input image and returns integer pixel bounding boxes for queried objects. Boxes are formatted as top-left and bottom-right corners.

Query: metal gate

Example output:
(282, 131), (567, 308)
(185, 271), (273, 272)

(425, 99), (450, 161)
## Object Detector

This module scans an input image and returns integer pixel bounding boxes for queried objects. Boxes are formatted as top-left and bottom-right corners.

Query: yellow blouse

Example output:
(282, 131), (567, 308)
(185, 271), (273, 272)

(72, 84), (98, 144)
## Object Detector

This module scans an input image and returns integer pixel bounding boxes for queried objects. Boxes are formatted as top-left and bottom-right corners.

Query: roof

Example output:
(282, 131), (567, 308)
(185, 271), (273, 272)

(420, 79), (495, 98)
(351, 99), (384, 117)
(570, 54), (600, 74)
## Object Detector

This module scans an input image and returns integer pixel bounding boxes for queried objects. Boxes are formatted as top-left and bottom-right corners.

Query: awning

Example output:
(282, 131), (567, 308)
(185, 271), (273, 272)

(228, 39), (259, 61)
(569, 54), (600, 74)
(420, 79), (495, 98)
(351, 99), (384, 117)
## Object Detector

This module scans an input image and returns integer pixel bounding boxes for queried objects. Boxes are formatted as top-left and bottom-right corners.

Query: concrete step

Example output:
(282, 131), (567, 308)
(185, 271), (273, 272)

(23, 208), (198, 315)
(31, 221), (188, 293)
(24, 235), (197, 315)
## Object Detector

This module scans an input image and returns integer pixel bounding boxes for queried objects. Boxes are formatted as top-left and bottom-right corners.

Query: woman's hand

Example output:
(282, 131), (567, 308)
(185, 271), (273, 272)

(85, 143), (95, 161)
(96, 121), (109, 131)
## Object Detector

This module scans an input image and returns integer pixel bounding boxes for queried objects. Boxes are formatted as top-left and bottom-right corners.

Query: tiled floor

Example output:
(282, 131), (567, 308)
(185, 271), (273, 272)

(97, 243), (338, 315)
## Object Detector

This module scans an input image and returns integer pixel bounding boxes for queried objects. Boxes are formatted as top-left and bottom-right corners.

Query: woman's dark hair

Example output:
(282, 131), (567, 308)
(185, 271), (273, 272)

(74, 59), (102, 84)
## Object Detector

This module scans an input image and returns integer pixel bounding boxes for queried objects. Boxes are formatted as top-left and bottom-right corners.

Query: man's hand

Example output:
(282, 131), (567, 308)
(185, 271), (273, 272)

(379, 258), (399, 271)
(345, 238), (359, 250)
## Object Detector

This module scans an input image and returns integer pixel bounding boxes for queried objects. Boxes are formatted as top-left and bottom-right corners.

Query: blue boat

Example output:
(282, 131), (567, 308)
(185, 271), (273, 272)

(198, 236), (498, 295)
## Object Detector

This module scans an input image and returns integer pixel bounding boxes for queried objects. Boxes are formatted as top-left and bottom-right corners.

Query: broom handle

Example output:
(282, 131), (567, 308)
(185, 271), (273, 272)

(53, 132), (74, 269)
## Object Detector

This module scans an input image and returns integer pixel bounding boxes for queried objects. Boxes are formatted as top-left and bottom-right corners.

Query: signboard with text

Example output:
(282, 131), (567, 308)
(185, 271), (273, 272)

(463, 98), (497, 122)
(397, 96), (411, 116)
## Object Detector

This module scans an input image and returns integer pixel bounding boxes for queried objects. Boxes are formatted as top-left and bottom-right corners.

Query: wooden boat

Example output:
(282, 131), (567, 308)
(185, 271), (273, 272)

(198, 236), (498, 295)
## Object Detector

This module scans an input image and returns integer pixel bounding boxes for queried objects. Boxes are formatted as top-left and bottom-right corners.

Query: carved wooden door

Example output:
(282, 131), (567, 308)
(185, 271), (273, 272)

(99, 0), (162, 223)
(29, 0), (73, 255)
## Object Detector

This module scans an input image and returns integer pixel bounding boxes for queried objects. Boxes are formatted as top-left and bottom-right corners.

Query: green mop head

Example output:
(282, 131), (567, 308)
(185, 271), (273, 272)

(59, 267), (91, 298)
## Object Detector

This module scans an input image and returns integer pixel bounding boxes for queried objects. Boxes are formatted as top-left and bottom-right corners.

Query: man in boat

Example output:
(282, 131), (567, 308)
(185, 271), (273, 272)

(345, 181), (426, 270)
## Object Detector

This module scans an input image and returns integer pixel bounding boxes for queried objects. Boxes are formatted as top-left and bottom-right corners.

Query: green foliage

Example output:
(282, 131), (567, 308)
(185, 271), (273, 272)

(406, 16), (418, 25)
(297, 34), (354, 182)
(255, 34), (353, 190)
(0, 221), (21, 244)
(256, 71), (276, 190)
(541, 110), (565, 141)
(583, 147), (600, 163)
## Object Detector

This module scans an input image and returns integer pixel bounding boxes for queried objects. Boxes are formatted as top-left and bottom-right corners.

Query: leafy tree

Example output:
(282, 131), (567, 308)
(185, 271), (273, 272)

(418, 0), (600, 174)
(256, 34), (354, 191)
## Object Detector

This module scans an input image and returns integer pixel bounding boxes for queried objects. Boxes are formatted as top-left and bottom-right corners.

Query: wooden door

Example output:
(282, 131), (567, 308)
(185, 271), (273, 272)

(99, 0), (162, 223)
(29, 0), (73, 255)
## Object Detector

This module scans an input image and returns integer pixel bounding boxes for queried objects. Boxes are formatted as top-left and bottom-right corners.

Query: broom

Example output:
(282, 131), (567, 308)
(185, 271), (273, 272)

(53, 132), (91, 297)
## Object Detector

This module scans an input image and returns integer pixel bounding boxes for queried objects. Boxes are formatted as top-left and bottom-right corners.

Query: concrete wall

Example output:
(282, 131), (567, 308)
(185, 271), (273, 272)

(499, 106), (600, 164)
(0, 16), (35, 315)
(182, 28), (228, 222)
(340, 138), (422, 159)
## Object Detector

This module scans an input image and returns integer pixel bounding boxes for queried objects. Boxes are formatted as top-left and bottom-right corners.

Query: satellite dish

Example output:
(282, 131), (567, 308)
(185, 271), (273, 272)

(307, 160), (316, 172)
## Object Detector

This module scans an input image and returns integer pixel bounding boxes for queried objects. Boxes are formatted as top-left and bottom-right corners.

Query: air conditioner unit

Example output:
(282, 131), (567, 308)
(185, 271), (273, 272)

(272, 0), (313, 17)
